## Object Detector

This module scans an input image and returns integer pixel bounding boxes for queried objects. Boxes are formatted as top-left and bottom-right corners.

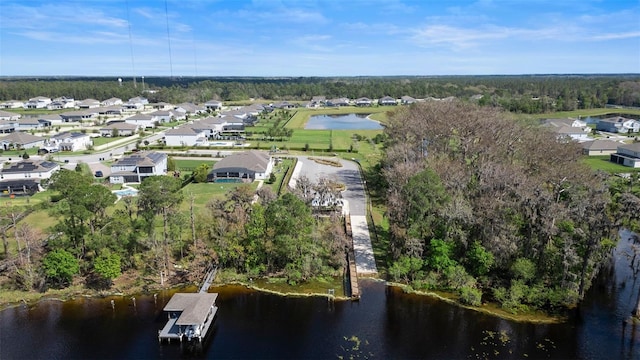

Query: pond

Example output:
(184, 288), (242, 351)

(1, 231), (639, 359)
(305, 114), (383, 130)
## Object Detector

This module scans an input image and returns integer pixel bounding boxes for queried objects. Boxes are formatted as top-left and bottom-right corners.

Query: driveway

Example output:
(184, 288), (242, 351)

(295, 156), (378, 275)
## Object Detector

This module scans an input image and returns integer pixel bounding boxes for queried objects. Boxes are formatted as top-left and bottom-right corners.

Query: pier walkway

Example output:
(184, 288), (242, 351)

(199, 266), (217, 294)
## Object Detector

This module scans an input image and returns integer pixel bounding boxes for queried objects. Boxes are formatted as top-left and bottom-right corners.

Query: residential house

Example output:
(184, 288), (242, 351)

(122, 101), (145, 111)
(48, 132), (92, 152)
(151, 102), (173, 111)
(100, 122), (138, 137)
(355, 98), (373, 107)
(401, 96), (416, 105)
(309, 96), (326, 107)
(0, 110), (21, 121)
(553, 126), (590, 141)
(125, 113), (157, 128)
(0, 132), (45, 150)
(378, 96), (397, 106)
(128, 96), (149, 105)
(0, 100), (24, 109)
(99, 106), (125, 116)
(109, 151), (168, 184)
(596, 117), (627, 133)
(101, 97), (123, 106)
(60, 110), (97, 123)
(174, 103), (206, 116)
(13, 118), (51, 131)
(165, 126), (208, 147)
(204, 100), (223, 111)
(207, 150), (273, 182)
(611, 143), (640, 168)
(38, 114), (64, 125)
(273, 101), (296, 109)
(326, 98), (350, 107)
(0, 159), (60, 181)
(0, 160), (60, 196)
(47, 97), (76, 110)
(76, 98), (101, 109)
(24, 96), (52, 109)
(581, 139), (621, 156)
(149, 110), (184, 123)
(543, 118), (588, 129)
(0, 123), (15, 134)
(622, 119), (640, 133)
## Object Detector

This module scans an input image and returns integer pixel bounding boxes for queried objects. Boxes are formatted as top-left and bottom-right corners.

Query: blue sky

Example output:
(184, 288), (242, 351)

(1, 0), (638, 76)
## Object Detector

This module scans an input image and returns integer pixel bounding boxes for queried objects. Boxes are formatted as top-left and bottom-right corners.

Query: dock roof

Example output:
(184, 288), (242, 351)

(163, 293), (218, 326)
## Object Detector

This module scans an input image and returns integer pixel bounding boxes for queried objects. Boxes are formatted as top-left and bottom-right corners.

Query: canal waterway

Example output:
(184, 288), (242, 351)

(2, 231), (640, 359)
(305, 114), (383, 130)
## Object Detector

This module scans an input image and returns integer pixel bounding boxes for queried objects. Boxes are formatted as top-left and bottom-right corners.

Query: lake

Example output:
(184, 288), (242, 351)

(1, 231), (640, 359)
(305, 114), (383, 130)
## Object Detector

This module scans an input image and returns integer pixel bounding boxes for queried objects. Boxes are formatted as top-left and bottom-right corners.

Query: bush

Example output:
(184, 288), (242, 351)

(459, 286), (482, 306)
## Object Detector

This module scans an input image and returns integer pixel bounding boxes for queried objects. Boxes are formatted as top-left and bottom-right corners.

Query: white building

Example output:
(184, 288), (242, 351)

(0, 132), (45, 150)
(204, 100), (223, 111)
(48, 132), (92, 152)
(100, 122), (139, 137)
(0, 110), (21, 121)
(0, 159), (60, 181)
(24, 96), (52, 109)
(110, 151), (168, 184)
(125, 113), (157, 128)
(101, 97), (123, 106)
(0, 100), (24, 109)
(165, 126), (208, 147)
(207, 150), (274, 182)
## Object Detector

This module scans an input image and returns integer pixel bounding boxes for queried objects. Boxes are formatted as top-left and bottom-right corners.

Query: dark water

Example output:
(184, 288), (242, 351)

(2, 233), (640, 359)
(305, 114), (383, 130)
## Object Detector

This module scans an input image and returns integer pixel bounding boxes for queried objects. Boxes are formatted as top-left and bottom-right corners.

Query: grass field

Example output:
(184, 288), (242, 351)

(581, 155), (640, 173)
(180, 182), (259, 212)
(91, 136), (125, 147)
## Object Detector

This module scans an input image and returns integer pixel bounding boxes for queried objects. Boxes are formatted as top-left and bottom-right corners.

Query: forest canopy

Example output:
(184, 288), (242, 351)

(0, 75), (639, 113)
(381, 101), (617, 312)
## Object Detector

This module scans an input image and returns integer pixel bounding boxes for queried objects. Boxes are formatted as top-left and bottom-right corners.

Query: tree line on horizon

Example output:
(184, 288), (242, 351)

(0, 75), (638, 114)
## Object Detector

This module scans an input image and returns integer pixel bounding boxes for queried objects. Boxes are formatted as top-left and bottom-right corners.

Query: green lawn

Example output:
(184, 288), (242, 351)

(91, 136), (126, 146)
(174, 159), (217, 172)
(581, 155), (640, 173)
(180, 182), (259, 211)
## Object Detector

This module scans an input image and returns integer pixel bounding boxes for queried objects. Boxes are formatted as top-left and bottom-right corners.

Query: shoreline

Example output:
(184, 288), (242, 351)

(1, 278), (564, 324)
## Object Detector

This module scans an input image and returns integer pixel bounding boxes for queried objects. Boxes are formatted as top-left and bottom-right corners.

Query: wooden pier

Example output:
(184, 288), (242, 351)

(345, 214), (360, 300)
(199, 265), (217, 294)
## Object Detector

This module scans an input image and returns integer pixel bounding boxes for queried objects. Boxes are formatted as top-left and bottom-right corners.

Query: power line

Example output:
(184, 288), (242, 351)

(126, 0), (137, 88)
(165, 0), (174, 78)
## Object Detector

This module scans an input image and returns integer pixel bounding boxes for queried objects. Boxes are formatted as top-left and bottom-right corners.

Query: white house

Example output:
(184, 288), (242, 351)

(38, 114), (64, 125)
(0, 160), (60, 195)
(623, 119), (640, 133)
(101, 97), (123, 106)
(0, 132), (45, 150)
(553, 126), (590, 141)
(60, 110), (97, 123)
(76, 98), (101, 109)
(24, 96), (52, 109)
(0, 110), (21, 121)
(0, 160), (60, 181)
(165, 126), (208, 147)
(611, 143), (640, 168)
(13, 118), (51, 131)
(149, 110), (183, 123)
(125, 113), (157, 128)
(0, 100), (24, 109)
(128, 96), (149, 105)
(48, 132), (92, 152)
(355, 97), (373, 107)
(379, 96), (398, 106)
(100, 122), (138, 137)
(109, 151), (167, 184)
(204, 100), (223, 111)
(401, 96), (416, 105)
(174, 102), (206, 115)
(207, 150), (274, 182)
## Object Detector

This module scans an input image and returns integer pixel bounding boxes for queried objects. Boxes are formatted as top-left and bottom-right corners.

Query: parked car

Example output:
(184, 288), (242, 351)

(94, 170), (103, 177)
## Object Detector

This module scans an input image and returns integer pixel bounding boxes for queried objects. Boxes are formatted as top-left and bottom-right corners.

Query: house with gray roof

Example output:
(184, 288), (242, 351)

(204, 100), (223, 111)
(125, 113), (157, 128)
(0, 110), (21, 121)
(100, 122), (138, 137)
(24, 96), (52, 109)
(401, 96), (416, 105)
(596, 117), (627, 133)
(101, 97), (123, 107)
(581, 139), (621, 156)
(0, 160), (60, 196)
(207, 150), (273, 182)
(0, 100), (24, 109)
(77, 99), (101, 109)
(610, 143), (640, 167)
(165, 126), (208, 147)
(48, 132), (92, 151)
(14, 118), (51, 131)
(110, 151), (167, 184)
(60, 110), (97, 123)
(355, 97), (373, 107)
(378, 96), (397, 106)
(0, 132), (45, 150)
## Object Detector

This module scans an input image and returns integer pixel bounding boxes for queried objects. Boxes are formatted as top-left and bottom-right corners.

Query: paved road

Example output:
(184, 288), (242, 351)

(295, 156), (378, 275)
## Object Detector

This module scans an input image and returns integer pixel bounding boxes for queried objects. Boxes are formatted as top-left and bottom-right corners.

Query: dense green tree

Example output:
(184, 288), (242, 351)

(192, 163), (210, 183)
(93, 250), (121, 286)
(42, 249), (79, 287)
